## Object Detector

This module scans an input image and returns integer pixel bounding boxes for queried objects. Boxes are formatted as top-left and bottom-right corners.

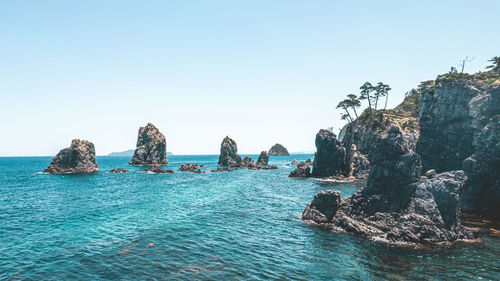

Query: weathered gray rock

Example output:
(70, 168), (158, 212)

(461, 116), (500, 217)
(268, 143), (290, 156)
(44, 139), (99, 174)
(416, 79), (500, 217)
(312, 129), (346, 177)
(142, 164), (174, 174)
(303, 127), (476, 246)
(110, 168), (129, 173)
(239, 156), (255, 168)
(344, 144), (370, 179)
(302, 190), (341, 223)
(256, 151), (269, 165)
(218, 136), (242, 167)
(129, 123), (167, 165)
(289, 162), (311, 178)
(179, 164), (203, 173)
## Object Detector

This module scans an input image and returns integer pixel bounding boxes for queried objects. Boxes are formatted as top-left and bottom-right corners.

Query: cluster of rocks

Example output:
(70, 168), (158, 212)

(217, 136), (278, 171)
(302, 127), (476, 246)
(179, 163), (203, 173)
(142, 164), (174, 174)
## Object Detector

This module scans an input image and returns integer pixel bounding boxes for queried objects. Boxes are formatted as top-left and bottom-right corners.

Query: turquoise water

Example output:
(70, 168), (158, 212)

(0, 155), (499, 280)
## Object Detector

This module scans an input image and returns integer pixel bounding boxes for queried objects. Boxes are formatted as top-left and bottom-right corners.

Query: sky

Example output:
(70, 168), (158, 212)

(1, 0), (499, 156)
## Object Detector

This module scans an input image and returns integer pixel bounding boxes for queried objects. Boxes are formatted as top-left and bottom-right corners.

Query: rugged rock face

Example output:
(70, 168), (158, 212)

(142, 164), (174, 174)
(289, 162), (311, 178)
(256, 151), (269, 165)
(462, 117), (500, 217)
(268, 143), (290, 156)
(416, 79), (500, 216)
(344, 144), (370, 179)
(218, 136), (242, 167)
(110, 168), (129, 173)
(303, 127), (476, 246)
(312, 130), (346, 177)
(239, 156), (255, 168)
(179, 164), (203, 173)
(129, 123), (167, 165)
(44, 139), (99, 174)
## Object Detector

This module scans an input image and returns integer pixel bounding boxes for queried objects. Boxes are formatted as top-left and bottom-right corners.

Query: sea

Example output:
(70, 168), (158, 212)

(0, 155), (498, 280)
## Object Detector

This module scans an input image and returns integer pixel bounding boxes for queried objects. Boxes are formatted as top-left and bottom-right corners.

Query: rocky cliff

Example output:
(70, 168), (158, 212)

(268, 143), (290, 156)
(44, 139), (99, 174)
(129, 123), (167, 165)
(311, 129), (345, 177)
(416, 78), (500, 216)
(303, 127), (476, 246)
(218, 136), (242, 167)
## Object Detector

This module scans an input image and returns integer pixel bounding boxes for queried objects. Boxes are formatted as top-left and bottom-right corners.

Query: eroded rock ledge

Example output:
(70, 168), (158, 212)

(302, 127), (476, 246)
(44, 139), (99, 174)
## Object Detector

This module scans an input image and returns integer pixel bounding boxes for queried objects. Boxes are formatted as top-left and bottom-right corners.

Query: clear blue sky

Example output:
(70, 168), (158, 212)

(1, 0), (499, 156)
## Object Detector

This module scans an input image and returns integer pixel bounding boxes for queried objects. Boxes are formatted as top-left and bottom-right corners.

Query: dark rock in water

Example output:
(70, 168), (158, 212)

(268, 143), (290, 156)
(249, 165), (278, 170)
(142, 164), (173, 174)
(129, 123), (167, 165)
(461, 117), (500, 217)
(416, 79), (500, 217)
(289, 162), (311, 178)
(256, 151), (269, 165)
(291, 159), (298, 165)
(344, 144), (369, 179)
(302, 127), (476, 246)
(179, 163), (203, 173)
(44, 139), (99, 174)
(218, 136), (242, 167)
(312, 130), (346, 177)
(305, 158), (313, 166)
(110, 168), (129, 173)
(302, 190), (341, 223)
(211, 167), (235, 172)
(240, 156), (255, 168)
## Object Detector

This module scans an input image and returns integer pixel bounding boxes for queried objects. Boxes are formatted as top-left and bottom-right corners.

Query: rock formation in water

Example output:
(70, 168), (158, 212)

(218, 136), (242, 167)
(291, 159), (298, 165)
(179, 163), (203, 173)
(311, 130), (346, 177)
(416, 78), (500, 217)
(110, 168), (129, 173)
(289, 162), (311, 178)
(142, 164), (174, 174)
(303, 127), (476, 246)
(211, 167), (236, 172)
(44, 139), (99, 174)
(129, 123), (167, 165)
(268, 143), (290, 156)
(249, 165), (278, 170)
(256, 151), (269, 165)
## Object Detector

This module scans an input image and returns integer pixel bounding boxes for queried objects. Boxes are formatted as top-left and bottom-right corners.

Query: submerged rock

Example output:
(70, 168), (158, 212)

(110, 168), (129, 173)
(44, 139), (99, 174)
(312, 130), (346, 178)
(179, 163), (203, 173)
(268, 143), (290, 156)
(218, 136), (242, 167)
(129, 123), (167, 165)
(256, 151), (269, 166)
(302, 127), (476, 246)
(211, 167), (236, 172)
(289, 162), (311, 178)
(142, 164), (174, 174)
(249, 165), (278, 170)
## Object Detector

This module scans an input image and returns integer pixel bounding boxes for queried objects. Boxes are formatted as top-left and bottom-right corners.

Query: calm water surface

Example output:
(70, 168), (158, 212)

(0, 155), (499, 280)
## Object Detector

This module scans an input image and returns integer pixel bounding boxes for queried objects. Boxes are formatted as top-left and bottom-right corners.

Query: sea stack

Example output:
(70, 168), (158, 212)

(218, 136), (242, 167)
(44, 139), (99, 174)
(256, 151), (269, 165)
(303, 127), (476, 246)
(129, 123), (167, 165)
(268, 143), (290, 156)
(311, 129), (346, 177)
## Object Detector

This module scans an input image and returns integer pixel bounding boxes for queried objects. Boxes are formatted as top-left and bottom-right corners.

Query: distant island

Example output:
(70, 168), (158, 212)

(107, 149), (173, 157)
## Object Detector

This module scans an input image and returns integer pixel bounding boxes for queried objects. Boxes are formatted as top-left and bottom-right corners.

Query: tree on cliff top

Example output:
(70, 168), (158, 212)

(359, 82), (374, 114)
(486, 56), (500, 74)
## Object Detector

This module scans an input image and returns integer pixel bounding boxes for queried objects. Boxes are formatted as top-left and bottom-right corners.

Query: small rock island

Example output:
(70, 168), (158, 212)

(129, 123), (167, 165)
(218, 136), (242, 167)
(44, 139), (99, 174)
(268, 143), (290, 156)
